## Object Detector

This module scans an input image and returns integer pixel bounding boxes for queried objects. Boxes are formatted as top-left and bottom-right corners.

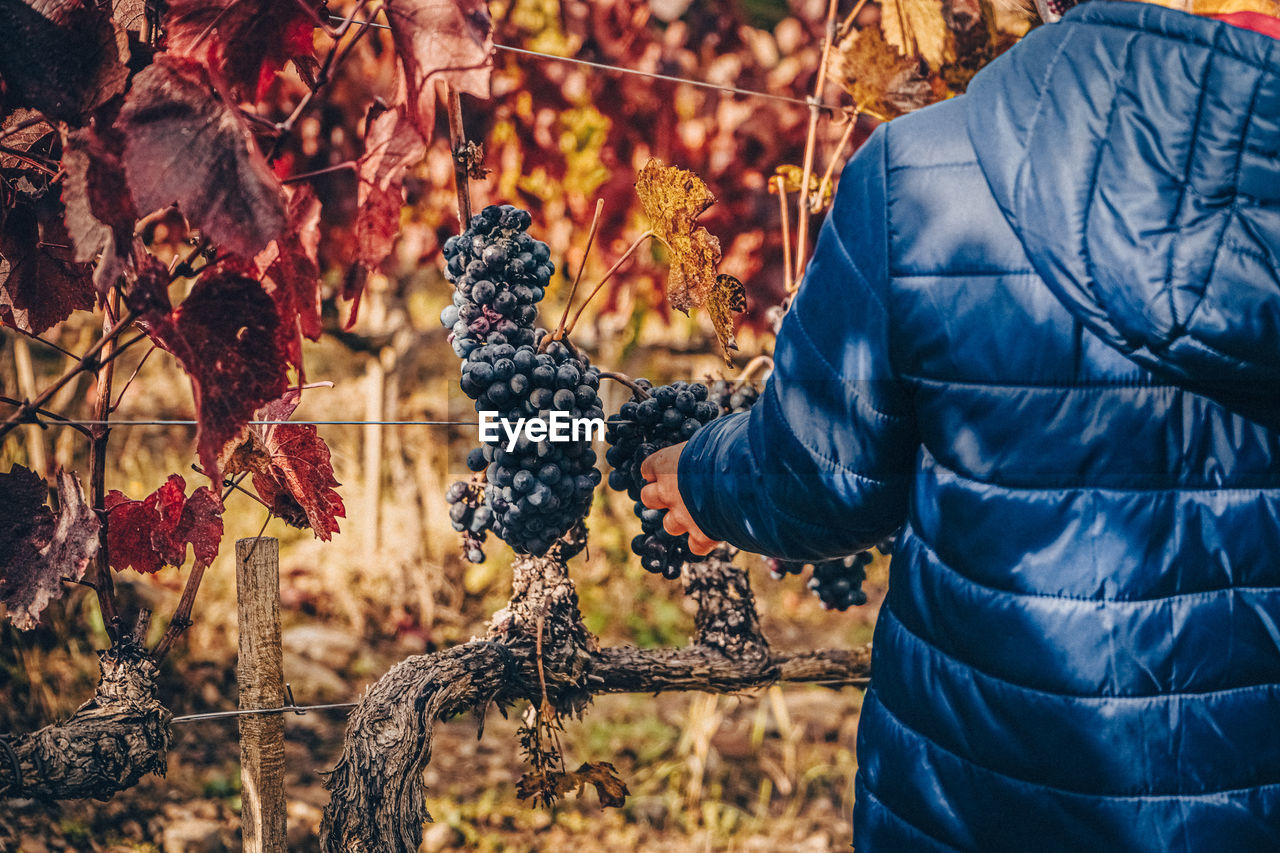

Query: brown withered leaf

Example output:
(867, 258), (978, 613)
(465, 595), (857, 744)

(384, 0), (493, 138)
(61, 124), (139, 295)
(117, 55), (288, 260)
(569, 762), (629, 808)
(0, 467), (99, 631)
(0, 0), (129, 124)
(708, 274), (745, 356)
(515, 762), (629, 809)
(833, 26), (944, 120)
(633, 159), (737, 362)
(355, 104), (426, 272)
(880, 0), (953, 69)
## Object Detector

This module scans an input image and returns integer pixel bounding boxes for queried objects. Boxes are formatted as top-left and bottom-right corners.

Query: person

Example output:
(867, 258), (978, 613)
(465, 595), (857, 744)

(639, 0), (1280, 848)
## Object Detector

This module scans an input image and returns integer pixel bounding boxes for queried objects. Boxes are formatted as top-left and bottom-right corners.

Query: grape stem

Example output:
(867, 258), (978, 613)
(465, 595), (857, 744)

(559, 230), (662, 340)
(813, 111), (859, 213)
(734, 354), (774, 387)
(447, 86), (472, 229)
(793, 0), (841, 288)
(597, 371), (651, 400)
(772, 176), (795, 294)
(550, 198), (605, 345)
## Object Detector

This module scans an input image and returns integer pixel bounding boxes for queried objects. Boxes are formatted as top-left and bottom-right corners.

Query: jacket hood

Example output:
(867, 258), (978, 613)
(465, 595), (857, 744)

(966, 1), (1280, 427)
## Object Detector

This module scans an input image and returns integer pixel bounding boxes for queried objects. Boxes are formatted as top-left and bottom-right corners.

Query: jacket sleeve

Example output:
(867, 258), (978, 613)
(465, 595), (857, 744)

(677, 126), (917, 561)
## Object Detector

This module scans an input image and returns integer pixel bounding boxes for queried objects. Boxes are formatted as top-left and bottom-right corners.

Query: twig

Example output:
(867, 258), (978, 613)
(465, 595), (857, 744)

(0, 144), (58, 175)
(560, 230), (658, 339)
(597, 371), (651, 400)
(266, 3), (382, 163)
(447, 87), (472, 229)
(837, 0), (874, 38)
(110, 344), (157, 413)
(794, 0), (841, 287)
(551, 198), (605, 343)
(812, 112), (859, 214)
(734, 355), (774, 387)
(281, 161), (357, 184)
(0, 395), (93, 439)
(89, 295), (123, 640)
(0, 115), (49, 145)
(772, 176), (795, 294)
(0, 309), (140, 440)
(15, 330), (78, 360)
(220, 471), (253, 504)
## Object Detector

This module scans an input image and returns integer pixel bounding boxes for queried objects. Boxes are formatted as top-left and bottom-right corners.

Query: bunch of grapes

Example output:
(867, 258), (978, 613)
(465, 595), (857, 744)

(440, 204), (554, 357)
(767, 553), (872, 611)
(706, 378), (761, 415)
(604, 381), (721, 578)
(462, 338), (603, 556)
(446, 479), (491, 563)
(441, 204), (603, 558)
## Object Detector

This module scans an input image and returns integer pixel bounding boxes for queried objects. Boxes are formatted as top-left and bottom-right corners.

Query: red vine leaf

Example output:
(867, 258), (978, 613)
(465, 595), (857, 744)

(0, 466), (99, 631)
(0, 0), (130, 124)
(219, 391), (345, 540)
(355, 105), (426, 273)
(141, 265), (290, 488)
(0, 204), (96, 335)
(105, 474), (224, 574)
(383, 0), (493, 137)
(60, 124), (139, 295)
(117, 55), (287, 260)
(162, 0), (321, 102)
(255, 184), (323, 369)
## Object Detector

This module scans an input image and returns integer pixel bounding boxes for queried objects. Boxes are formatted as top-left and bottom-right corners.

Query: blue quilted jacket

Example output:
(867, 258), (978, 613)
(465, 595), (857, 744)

(678, 3), (1280, 849)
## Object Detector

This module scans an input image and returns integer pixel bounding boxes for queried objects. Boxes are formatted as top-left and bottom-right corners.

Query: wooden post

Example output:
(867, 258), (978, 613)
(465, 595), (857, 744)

(237, 537), (286, 853)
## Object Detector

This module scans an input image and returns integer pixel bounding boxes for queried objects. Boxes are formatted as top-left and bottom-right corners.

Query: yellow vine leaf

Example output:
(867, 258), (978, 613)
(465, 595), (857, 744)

(880, 0), (953, 69)
(634, 158), (743, 363)
(770, 165), (834, 209)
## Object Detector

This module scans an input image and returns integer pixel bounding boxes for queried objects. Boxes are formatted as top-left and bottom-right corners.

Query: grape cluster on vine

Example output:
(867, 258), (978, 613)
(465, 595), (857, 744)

(446, 479), (490, 564)
(604, 380), (721, 579)
(440, 205), (602, 559)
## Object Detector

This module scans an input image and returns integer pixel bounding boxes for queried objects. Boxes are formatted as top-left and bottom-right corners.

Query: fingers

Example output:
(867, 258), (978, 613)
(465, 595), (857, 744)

(659, 502), (720, 555)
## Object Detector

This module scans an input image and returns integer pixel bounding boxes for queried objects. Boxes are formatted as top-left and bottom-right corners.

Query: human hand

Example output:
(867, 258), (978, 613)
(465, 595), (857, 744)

(639, 443), (723, 556)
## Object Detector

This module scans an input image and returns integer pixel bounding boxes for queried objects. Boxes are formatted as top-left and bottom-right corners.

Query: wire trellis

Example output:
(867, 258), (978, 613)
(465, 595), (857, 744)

(329, 15), (842, 111)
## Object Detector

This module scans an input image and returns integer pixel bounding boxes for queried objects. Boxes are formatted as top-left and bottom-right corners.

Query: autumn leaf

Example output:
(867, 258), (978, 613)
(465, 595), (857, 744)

(256, 184), (323, 370)
(0, 204), (96, 335)
(141, 265), (290, 488)
(770, 165), (834, 210)
(61, 124), (139, 295)
(356, 105), (427, 272)
(383, 0), (493, 138)
(880, 0), (953, 69)
(708, 273), (746, 356)
(634, 158), (742, 363)
(0, 467), (99, 631)
(219, 390), (345, 540)
(117, 55), (288, 260)
(163, 0), (321, 102)
(515, 762), (629, 809)
(568, 762), (629, 808)
(105, 474), (224, 574)
(832, 25), (946, 120)
(0, 0), (129, 124)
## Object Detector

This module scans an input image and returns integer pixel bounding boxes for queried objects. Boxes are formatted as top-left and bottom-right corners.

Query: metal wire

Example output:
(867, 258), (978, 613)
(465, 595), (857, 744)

(171, 701), (359, 723)
(330, 15), (840, 111)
